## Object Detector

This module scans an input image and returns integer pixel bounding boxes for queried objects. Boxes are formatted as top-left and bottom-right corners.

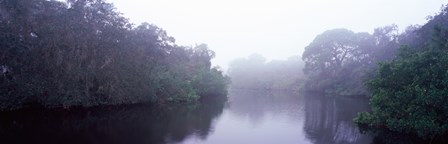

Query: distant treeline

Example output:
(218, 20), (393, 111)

(225, 3), (448, 139)
(227, 54), (304, 90)
(0, 0), (229, 110)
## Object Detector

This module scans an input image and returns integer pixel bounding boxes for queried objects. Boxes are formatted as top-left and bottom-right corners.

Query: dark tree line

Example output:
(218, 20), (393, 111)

(355, 6), (448, 139)
(0, 0), (229, 110)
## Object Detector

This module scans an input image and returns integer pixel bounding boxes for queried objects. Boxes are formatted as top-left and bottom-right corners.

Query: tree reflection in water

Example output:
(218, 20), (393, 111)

(0, 101), (225, 144)
(227, 89), (305, 125)
(226, 90), (372, 144)
(303, 93), (372, 144)
(2, 90), (428, 144)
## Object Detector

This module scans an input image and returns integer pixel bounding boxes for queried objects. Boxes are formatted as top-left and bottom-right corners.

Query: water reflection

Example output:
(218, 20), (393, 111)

(0, 90), (377, 144)
(0, 102), (224, 144)
(184, 89), (371, 144)
(228, 90), (305, 125)
(303, 93), (372, 144)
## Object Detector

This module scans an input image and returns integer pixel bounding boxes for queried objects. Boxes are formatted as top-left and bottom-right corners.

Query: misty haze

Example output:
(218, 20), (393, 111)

(1, 0), (448, 144)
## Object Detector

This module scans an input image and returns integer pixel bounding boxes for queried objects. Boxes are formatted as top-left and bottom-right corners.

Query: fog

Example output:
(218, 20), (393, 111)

(3, 0), (448, 143)
(108, 0), (445, 69)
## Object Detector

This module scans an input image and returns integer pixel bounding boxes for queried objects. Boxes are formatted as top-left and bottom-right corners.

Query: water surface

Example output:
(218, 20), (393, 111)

(182, 90), (372, 144)
(0, 90), (377, 144)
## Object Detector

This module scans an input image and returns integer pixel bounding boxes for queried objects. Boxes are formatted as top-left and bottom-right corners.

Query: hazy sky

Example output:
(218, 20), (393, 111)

(107, 0), (446, 69)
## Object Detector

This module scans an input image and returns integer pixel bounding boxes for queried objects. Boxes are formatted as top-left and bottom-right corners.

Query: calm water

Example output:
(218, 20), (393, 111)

(182, 90), (372, 144)
(0, 90), (381, 144)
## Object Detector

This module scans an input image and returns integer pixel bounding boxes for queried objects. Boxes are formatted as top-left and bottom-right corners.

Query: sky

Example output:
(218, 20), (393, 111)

(107, 0), (446, 69)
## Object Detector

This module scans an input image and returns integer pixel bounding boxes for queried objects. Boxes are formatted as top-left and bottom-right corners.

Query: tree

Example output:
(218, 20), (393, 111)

(370, 25), (400, 62)
(0, 0), (229, 110)
(302, 29), (375, 95)
(355, 6), (448, 138)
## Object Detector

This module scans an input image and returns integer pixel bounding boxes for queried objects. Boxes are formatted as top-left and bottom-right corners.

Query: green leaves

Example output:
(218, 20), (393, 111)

(355, 5), (448, 138)
(0, 0), (229, 110)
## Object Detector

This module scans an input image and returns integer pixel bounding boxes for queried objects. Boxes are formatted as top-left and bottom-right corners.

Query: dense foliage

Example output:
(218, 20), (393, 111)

(0, 0), (229, 110)
(301, 25), (410, 95)
(355, 6), (448, 138)
(227, 54), (304, 90)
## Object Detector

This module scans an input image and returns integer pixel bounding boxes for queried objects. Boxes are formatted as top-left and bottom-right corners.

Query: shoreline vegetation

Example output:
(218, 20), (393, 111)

(0, 0), (229, 111)
(3, 0), (448, 141)
(298, 4), (448, 139)
(354, 6), (448, 139)
(228, 4), (448, 140)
